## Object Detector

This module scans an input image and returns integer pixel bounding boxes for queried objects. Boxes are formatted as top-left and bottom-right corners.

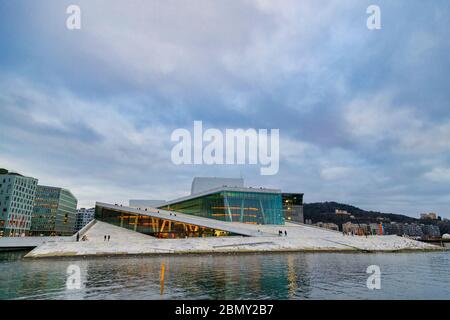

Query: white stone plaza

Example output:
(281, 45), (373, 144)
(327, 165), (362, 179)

(26, 217), (441, 259)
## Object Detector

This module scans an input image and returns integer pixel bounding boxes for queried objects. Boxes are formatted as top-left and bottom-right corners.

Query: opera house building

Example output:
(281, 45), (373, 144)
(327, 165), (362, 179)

(95, 178), (303, 239)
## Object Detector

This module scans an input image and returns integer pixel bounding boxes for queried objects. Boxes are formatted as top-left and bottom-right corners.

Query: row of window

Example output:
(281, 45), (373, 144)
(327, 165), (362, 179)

(0, 177), (37, 189)
(12, 189), (35, 200)
(11, 197), (34, 206)
(7, 208), (32, 216)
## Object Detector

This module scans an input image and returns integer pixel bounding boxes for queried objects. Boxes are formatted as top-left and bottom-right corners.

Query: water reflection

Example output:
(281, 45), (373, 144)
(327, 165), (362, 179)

(0, 251), (449, 300)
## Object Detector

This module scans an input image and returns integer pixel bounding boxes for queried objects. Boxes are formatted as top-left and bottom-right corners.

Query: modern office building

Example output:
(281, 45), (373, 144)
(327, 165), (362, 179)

(95, 178), (304, 238)
(30, 185), (78, 236)
(282, 193), (304, 223)
(74, 207), (95, 232)
(0, 169), (38, 237)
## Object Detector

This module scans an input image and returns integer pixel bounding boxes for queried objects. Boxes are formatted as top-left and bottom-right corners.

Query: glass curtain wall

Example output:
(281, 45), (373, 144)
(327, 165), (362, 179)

(161, 191), (284, 225)
(95, 207), (232, 238)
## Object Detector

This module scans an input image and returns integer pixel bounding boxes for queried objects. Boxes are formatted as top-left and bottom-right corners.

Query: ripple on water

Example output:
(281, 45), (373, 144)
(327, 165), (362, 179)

(0, 251), (449, 300)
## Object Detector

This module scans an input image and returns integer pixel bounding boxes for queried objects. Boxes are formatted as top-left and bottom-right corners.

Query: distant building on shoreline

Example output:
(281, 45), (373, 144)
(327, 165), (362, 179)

(314, 222), (339, 231)
(0, 169), (38, 237)
(335, 209), (350, 216)
(74, 207), (95, 232)
(338, 221), (440, 238)
(30, 185), (78, 236)
(342, 222), (368, 235)
(381, 222), (440, 238)
(420, 212), (438, 220)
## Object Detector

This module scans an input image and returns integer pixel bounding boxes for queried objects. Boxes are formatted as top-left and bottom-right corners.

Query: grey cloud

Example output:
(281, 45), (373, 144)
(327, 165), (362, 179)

(0, 0), (449, 217)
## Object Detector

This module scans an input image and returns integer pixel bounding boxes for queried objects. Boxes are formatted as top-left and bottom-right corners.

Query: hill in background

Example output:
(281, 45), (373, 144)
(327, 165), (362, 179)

(305, 201), (425, 224)
(303, 202), (450, 235)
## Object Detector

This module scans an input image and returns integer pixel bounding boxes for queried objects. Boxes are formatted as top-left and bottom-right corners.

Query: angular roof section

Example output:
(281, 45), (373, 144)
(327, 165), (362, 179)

(37, 185), (77, 200)
(191, 177), (244, 195)
(95, 202), (275, 237)
(160, 186), (282, 208)
(129, 199), (167, 207)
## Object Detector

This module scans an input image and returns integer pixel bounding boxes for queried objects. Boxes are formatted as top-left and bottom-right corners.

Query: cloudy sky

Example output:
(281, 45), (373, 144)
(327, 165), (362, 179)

(0, 0), (449, 218)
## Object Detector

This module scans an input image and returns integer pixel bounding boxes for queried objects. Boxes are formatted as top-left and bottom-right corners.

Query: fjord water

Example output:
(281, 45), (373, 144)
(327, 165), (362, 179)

(0, 251), (449, 300)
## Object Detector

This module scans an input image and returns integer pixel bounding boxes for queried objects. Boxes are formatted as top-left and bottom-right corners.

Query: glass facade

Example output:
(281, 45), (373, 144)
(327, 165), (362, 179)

(282, 193), (304, 223)
(160, 190), (284, 225)
(95, 207), (234, 238)
(75, 207), (95, 232)
(0, 173), (38, 237)
(31, 186), (78, 236)
(56, 189), (78, 235)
